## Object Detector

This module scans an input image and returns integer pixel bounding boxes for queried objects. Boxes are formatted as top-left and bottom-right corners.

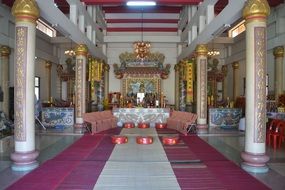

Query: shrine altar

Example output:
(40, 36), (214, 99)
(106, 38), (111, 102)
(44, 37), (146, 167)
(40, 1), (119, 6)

(112, 108), (170, 127)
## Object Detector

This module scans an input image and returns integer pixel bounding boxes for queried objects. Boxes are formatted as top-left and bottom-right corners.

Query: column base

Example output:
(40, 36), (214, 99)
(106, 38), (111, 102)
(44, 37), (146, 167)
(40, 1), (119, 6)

(241, 163), (269, 173)
(241, 151), (270, 173)
(196, 124), (208, 134)
(10, 150), (39, 172)
(74, 123), (85, 134)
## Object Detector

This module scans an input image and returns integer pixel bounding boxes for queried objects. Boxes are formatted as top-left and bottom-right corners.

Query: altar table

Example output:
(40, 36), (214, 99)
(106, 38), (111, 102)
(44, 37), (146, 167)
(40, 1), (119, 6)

(112, 108), (170, 127)
(209, 108), (242, 129)
(41, 107), (74, 127)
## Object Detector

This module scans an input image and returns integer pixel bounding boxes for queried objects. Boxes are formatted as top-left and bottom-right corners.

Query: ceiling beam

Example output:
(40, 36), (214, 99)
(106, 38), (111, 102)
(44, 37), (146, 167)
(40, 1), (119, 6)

(104, 35), (180, 43)
(82, 0), (202, 5)
(178, 0), (246, 61)
(106, 27), (178, 32)
(36, 0), (106, 60)
(106, 19), (178, 23)
(102, 5), (181, 13)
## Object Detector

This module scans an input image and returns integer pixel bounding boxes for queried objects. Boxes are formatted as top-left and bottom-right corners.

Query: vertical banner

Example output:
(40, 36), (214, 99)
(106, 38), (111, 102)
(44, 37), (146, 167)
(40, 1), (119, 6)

(186, 59), (194, 104)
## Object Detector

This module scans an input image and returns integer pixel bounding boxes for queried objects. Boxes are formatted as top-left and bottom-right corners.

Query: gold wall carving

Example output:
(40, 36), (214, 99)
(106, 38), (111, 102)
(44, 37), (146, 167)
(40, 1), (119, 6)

(14, 26), (27, 141)
(254, 27), (266, 143)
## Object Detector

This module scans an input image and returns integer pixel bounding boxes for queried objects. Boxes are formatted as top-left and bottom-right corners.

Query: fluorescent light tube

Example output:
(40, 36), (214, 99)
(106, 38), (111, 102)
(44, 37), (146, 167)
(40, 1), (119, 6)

(126, 1), (156, 6)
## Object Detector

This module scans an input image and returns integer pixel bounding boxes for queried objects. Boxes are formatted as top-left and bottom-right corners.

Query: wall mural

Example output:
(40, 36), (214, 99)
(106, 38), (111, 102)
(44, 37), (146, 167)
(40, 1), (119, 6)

(122, 77), (161, 105)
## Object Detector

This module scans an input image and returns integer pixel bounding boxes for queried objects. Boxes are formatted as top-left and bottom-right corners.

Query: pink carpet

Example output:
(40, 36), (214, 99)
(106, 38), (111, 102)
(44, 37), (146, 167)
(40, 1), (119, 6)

(8, 127), (270, 190)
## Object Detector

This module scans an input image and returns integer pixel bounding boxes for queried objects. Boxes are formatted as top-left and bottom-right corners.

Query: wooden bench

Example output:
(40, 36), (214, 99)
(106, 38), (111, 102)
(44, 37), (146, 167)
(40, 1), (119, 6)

(166, 110), (197, 135)
(83, 110), (118, 134)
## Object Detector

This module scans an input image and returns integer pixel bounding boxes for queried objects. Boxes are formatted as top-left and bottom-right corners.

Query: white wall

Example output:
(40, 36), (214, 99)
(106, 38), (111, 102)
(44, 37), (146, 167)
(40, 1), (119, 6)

(107, 42), (177, 105)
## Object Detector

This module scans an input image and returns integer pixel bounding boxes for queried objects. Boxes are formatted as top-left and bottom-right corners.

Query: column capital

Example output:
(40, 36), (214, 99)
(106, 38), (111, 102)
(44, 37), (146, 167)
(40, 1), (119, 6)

(174, 64), (179, 71)
(243, 0), (270, 20)
(273, 46), (284, 58)
(75, 44), (88, 56)
(195, 44), (208, 56)
(0, 46), (11, 57)
(232, 61), (239, 69)
(45, 61), (52, 69)
(221, 65), (228, 75)
(88, 55), (93, 62)
(12, 0), (40, 23)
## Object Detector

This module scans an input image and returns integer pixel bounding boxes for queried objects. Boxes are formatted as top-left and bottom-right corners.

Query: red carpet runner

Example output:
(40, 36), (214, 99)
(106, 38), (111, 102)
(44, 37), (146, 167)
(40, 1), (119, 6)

(157, 128), (270, 190)
(7, 128), (270, 190)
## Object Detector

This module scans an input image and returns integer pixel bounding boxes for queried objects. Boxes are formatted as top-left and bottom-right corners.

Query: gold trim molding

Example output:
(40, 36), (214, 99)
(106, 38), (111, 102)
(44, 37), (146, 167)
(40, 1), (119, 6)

(243, 0), (270, 19)
(0, 46), (11, 57)
(12, 0), (40, 23)
(273, 46), (284, 58)
(119, 52), (165, 65)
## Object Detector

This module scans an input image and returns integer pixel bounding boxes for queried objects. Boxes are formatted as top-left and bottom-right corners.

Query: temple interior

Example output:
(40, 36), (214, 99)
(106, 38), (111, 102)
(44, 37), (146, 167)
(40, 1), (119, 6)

(1, 0), (285, 189)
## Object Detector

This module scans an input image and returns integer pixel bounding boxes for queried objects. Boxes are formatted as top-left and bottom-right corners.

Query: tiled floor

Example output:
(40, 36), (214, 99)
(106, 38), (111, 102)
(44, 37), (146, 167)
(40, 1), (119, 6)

(0, 127), (285, 190)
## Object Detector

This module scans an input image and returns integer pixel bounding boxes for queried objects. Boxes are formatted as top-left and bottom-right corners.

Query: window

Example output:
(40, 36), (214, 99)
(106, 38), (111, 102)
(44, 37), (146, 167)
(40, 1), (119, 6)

(228, 20), (245, 38)
(35, 76), (40, 100)
(36, 19), (57, 37)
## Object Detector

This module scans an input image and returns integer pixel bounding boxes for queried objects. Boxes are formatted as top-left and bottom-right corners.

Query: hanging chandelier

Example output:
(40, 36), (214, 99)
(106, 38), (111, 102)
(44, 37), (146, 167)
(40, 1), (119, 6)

(64, 40), (75, 57)
(207, 39), (220, 57)
(134, 41), (151, 60)
(134, 10), (151, 60)
(207, 49), (220, 57)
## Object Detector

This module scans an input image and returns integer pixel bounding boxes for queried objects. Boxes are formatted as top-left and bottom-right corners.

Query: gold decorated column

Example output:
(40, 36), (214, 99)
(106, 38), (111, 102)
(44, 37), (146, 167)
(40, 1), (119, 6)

(0, 46), (11, 116)
(221, 65), (228, 101)
(10, 0), (40, 171)
(195, 44), (208, 133)
(45, 61), (52, 102)
(273, 46), (284, 102)
(232, 61), (240, 101)
(241, 0), (270, 173)
(74, 44), (88, 133)
(104, 62), (110, 102)
(174, 64), (179, 110)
